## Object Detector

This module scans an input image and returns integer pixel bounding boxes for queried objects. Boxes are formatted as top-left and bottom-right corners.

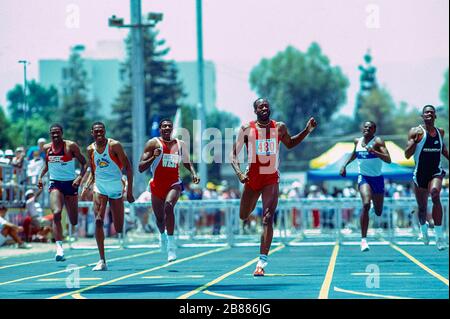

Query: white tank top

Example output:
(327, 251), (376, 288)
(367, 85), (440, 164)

(356, 136), (382, 177)
(92, 139), (123, 184)
(47, 142), (76, 181)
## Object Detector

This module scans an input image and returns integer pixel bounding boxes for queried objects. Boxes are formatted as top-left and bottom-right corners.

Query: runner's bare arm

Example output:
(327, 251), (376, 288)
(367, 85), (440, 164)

(82, 146), (95, 191)
(180, 140), (200, 184)
(112, 141), (135, 203)
(279, 117), (317, 149)
(37, 144), (50, 189)
(70, 141), (88, 186)
(340, 138), (358, 177)
(405, 127), (422, 159)
(138, 139), (160, 173)
(440, 129), (449, 160)
(368, 137), (392, 163)
(230, 124), (250, 183)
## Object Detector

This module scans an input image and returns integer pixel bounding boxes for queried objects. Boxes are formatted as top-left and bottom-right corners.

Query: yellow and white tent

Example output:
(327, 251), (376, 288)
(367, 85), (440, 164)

(309, 141), (414, 169)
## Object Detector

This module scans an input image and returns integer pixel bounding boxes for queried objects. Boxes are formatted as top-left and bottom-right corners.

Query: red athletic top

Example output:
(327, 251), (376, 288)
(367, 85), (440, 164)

(149, 138), (182, 190)
(245, 120), (280, 190)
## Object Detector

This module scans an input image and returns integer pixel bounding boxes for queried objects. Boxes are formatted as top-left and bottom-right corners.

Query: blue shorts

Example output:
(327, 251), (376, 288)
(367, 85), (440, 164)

(358, 175), (384, 194)
(49, 180), (78, 196)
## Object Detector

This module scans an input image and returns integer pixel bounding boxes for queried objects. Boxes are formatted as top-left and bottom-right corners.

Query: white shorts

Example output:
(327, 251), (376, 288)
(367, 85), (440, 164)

(0, 234), (12, 247)
(94, 180), (123, 199)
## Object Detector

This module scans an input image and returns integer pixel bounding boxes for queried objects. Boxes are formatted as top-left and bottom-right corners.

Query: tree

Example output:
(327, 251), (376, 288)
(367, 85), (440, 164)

(6, 80), (58, 123)
(58, 47), (91, 146)
(437, 69), (449, 133)
(0, 107), (12, 148)
(249, 43), (349, 168)
(110, 27), (185, 150)
(356, 87), (396, 135)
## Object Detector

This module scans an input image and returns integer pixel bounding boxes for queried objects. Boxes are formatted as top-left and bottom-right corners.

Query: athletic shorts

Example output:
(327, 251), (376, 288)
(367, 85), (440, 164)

(94, 180), (123, 199)
(413, 170), (446, 189)
(150, 180), (184, 201)
(358, 175), (384, 194)
(49, 180), (78, 196)
(245, 173), (279, 193)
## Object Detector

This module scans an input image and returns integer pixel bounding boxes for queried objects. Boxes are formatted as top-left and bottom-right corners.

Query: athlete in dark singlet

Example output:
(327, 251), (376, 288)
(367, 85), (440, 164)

(231, 98), (317, 276)
(139, 119), (200, 262)
(38, 124), (87, 261)
(405, 105), (449, 250)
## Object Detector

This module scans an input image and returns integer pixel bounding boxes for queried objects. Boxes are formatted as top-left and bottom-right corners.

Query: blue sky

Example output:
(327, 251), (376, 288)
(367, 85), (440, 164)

(0, 0), (448, 123)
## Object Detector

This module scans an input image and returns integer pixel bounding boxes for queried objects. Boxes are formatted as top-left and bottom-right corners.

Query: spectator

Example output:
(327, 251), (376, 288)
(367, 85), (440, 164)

(0, 204), (32, 248)
(26, 150), (44, 185)
(26, 137), (47, 161)
(22, 188), (52, 242)
(11, 147), (25, 170)
(3, 149), (14, 165)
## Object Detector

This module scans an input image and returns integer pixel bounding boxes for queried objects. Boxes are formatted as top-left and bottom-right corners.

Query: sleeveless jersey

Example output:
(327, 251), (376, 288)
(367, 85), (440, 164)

(91, 139), (123, 184)
(150, 138), (182, 185)
(47, 142), (76, 181)
(356, 136), (382, 177)
(413, 125), (443, 179)
(246, 120), (280, 177)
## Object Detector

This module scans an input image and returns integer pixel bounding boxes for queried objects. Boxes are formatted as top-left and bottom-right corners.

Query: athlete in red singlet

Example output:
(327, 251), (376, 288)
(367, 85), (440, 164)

(37, 124), (87, 262)
(231, 98), (317, 276)
(139, 119), (200, 262)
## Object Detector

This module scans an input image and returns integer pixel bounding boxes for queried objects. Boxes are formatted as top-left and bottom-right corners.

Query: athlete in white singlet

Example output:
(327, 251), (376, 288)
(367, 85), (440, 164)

(83, 122), (135, 271)
(38, 124), (87, 261)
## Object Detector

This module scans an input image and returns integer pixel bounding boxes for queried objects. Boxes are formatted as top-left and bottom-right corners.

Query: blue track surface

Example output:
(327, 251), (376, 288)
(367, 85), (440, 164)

(0, 242), (448, 299)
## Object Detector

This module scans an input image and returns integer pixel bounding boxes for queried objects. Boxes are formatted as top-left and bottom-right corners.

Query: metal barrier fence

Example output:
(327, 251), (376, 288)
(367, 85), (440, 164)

(65, 197), (449, 249)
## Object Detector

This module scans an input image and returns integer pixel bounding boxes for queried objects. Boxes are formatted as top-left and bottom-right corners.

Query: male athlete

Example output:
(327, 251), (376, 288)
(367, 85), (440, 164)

(405, 105), (449, 250)
(340, 121), (391, 252)
(231, 98), (317, 276)
(82, 122), (135, 270)
(38, 124), (87, 261)
(139, 119), (200, 262)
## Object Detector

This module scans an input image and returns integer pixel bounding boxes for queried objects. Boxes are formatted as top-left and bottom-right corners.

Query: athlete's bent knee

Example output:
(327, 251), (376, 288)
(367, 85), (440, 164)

(95, 219), (104, 228)
(362, 203), (371, 212)
(53, 213), (62, 223)
(430, 188), (440, 202)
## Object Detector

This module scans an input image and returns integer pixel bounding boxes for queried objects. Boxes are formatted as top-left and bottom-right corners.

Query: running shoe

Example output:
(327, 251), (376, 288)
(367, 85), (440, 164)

(361, 240), (370, 252)
(253, 266), (265, 277)
(436, 238), (448, 251)
(92, 260), (107, 271)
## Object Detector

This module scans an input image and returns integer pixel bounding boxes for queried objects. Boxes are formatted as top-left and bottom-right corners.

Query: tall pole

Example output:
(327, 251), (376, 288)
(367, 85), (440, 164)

(196, 0), (207, 189)
(130, 0), (147, 194)
(18, 60), (28, 146)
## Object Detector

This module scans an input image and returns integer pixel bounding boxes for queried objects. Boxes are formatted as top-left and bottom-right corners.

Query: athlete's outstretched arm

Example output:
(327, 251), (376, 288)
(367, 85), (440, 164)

(340, 139), (358, 177)
(71, 142), (88, 187)
(113, 141), (135, 203)
(440, 129), (449, 161)
(230, 125), (250, 184)
(279, 117), (317, 149)
(138, 139), (160, 173)
(180, 140), (200, 184)
(405, 127), (421, 159)
(368, 137), (391, 163)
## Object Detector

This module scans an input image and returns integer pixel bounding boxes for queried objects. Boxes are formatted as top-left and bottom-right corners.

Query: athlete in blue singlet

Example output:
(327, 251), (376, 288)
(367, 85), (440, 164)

(405, 105), (449, 250)
(340, 121), (391, 252)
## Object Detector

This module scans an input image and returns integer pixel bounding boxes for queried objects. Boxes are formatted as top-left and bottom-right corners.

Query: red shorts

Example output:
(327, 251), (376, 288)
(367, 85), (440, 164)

(245, 173), (279, 193)
(150, 180), (183, 200)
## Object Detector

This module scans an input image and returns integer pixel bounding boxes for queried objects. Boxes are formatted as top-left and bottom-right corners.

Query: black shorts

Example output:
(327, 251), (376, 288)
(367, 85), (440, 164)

(49, 180), (78, 196)
(413, 170), (446, 189)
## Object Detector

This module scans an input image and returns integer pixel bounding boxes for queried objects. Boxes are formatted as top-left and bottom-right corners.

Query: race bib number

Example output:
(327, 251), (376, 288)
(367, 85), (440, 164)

(256, 138), (277, 155)
(162, 154), (179, 168)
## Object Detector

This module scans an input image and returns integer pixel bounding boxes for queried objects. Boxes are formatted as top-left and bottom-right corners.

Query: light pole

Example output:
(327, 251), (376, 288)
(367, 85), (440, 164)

(18, 60), (29, 146)
(196, 0), (207, 189)
(108, 1), (163, 194)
